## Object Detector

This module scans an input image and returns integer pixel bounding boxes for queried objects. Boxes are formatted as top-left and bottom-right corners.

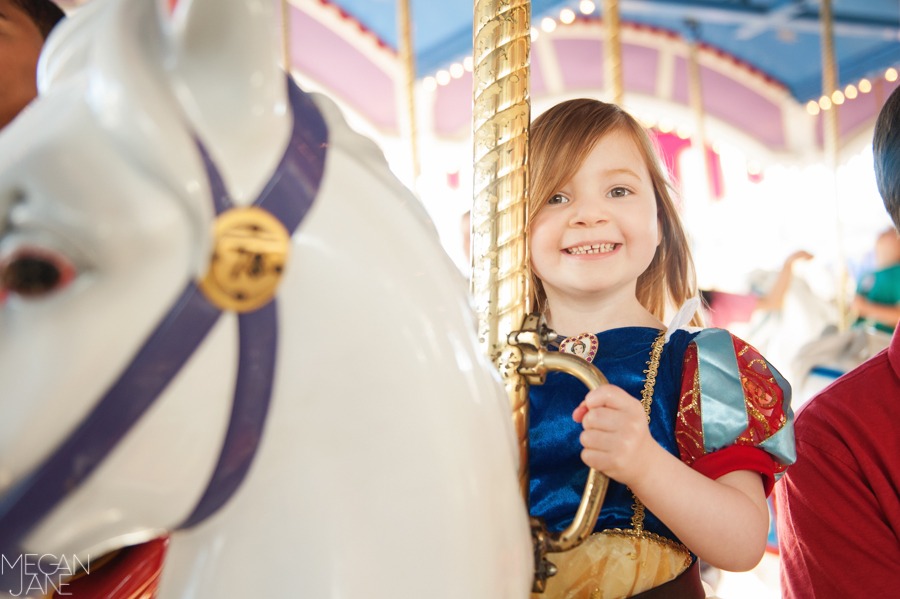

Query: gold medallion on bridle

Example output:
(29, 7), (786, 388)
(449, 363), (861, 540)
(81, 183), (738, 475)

(199, 207), (291, 313)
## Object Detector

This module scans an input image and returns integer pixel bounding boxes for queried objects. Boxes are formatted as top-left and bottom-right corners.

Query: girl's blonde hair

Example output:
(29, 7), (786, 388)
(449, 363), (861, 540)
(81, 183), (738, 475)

(529, 98), (702, 326)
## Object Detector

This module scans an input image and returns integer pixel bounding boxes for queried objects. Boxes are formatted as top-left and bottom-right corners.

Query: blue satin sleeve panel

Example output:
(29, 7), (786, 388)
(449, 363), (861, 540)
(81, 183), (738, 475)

(529, 327), (699, 544)
(691, 329), (748, 452)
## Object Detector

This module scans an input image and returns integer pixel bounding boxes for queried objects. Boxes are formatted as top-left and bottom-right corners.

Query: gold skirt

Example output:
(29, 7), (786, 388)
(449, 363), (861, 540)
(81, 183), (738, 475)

(532, 530), (692, 599)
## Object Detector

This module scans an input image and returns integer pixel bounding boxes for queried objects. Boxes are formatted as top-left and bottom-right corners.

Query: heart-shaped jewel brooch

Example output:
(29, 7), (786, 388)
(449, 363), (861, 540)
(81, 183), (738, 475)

(559, 332), (599, 363)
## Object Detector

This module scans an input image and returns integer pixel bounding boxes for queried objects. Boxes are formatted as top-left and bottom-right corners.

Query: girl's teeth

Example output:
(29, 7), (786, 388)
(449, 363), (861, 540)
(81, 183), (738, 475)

(567, 243), (615, 255)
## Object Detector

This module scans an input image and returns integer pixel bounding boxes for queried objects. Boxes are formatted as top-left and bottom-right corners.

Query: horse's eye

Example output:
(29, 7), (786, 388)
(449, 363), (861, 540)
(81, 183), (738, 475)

(0, 250), (75, 298)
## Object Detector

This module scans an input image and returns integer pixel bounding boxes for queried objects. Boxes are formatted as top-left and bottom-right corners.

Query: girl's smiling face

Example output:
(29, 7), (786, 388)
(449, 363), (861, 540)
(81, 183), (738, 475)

(530, 128), (661, 306)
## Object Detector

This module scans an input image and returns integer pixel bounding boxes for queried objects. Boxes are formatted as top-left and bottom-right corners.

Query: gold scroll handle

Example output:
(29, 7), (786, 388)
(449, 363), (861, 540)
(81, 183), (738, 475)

(502, 313), (610, 593)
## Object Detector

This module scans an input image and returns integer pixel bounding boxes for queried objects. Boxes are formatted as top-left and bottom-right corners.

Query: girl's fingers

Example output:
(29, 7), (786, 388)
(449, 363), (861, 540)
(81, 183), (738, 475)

(579, 429), (618, 452)
(583, 387), (611, 409)
(572, 401), (588, 423)
(581, 406), (621, 431)
(580, 448), (613, 474)
(584, 386), (632, 408)
(574, 385), (629, 421)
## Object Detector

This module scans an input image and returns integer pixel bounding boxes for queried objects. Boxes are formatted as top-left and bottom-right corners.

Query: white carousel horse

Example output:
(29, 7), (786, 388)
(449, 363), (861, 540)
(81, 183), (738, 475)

(0, 0), (532, 596)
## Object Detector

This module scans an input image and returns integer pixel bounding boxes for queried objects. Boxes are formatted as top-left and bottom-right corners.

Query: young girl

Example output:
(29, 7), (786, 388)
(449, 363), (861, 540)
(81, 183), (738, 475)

(527, 99), (795, 599)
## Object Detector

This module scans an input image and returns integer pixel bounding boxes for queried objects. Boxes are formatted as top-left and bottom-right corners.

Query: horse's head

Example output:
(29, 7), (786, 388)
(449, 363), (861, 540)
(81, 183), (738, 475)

(0, 1), (533, 596)
(0, 0), (296, 558)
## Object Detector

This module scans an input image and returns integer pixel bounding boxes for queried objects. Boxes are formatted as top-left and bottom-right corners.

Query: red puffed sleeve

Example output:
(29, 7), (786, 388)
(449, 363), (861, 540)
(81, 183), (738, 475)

(675, 329), (796, 496)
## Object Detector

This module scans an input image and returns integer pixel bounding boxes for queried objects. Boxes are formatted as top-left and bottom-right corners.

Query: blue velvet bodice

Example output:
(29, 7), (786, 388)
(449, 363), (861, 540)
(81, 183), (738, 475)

(529, 327), (699, 544)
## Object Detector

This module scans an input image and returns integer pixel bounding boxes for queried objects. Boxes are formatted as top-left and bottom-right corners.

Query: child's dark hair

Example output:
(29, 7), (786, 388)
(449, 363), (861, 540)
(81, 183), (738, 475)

(875, 85), (900, 231)
(529, 98), (702, 326)
(11, 0), (65, 38)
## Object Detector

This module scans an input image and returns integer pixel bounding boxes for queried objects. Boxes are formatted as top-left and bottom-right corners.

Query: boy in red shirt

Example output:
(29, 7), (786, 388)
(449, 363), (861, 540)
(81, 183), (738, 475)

(777, 85), (900, 597)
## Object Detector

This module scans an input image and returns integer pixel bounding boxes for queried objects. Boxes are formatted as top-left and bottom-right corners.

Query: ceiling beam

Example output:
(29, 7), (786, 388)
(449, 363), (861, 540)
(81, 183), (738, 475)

(735, 1), (803, 41)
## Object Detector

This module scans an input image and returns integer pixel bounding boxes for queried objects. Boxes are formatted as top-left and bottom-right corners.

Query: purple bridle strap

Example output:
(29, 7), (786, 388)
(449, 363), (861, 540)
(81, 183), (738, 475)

(0, 283), (220, 565)
(178, 300), (278, 529)
(0, 78), (327, 564)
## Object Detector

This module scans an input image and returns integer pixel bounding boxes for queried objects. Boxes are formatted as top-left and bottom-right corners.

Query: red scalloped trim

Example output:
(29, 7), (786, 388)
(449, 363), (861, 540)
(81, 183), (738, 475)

(315, 0), (393, 52)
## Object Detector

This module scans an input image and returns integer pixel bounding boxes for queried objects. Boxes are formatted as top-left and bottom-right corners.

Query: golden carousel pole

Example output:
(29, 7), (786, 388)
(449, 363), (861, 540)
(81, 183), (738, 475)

(471, 0), (531, 500)
(397, 0), (420, 192)
(687, 22), (712, 201)
(280, 0), (291, 72)
(472, 3), (610, 591)
(820, 0), (849, 330)
(602, 0), (623, 106)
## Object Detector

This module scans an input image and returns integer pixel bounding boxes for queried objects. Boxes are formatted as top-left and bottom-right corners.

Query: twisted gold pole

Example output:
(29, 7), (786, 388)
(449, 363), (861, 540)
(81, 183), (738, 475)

(280, 0), (291, 72)
(820, 0), (838, 164)
(687, 31), (711, 200)
(820, 0), (848, 330)
(602, 0), (623, 106)
(397, 0), (420, 190)
(472, 0), (531, 500)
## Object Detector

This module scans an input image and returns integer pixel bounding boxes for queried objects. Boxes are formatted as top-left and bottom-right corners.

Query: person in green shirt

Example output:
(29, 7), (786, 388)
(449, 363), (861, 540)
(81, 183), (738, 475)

(854, 229), (900, 333)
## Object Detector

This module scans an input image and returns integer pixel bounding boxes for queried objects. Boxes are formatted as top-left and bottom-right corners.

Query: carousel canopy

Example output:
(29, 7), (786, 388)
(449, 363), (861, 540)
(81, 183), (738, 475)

(289, 0), (900, 161)
(283, 0), (898, 288)
(326, 0), (900, 103)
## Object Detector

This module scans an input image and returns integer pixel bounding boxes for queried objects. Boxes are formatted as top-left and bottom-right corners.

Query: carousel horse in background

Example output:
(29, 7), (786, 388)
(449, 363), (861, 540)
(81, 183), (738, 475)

(0, 0), (533, 596)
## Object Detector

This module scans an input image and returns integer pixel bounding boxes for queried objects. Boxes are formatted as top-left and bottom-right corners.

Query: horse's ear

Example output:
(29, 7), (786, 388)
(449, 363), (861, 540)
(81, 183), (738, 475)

(68, 0), (215, 276)
(37, 0), (108, 92)
(166, 0), (291, 203)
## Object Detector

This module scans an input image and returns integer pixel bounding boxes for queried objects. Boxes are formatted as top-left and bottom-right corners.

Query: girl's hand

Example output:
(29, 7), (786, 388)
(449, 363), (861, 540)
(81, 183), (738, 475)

(575, 386), (769, 571)
(572, 386), (660, 487)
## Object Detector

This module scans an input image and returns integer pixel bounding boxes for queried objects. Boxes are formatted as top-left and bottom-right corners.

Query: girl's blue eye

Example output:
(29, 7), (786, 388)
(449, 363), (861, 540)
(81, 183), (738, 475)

(609, 187), (632, 198)
(547, 194), (569, 204)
